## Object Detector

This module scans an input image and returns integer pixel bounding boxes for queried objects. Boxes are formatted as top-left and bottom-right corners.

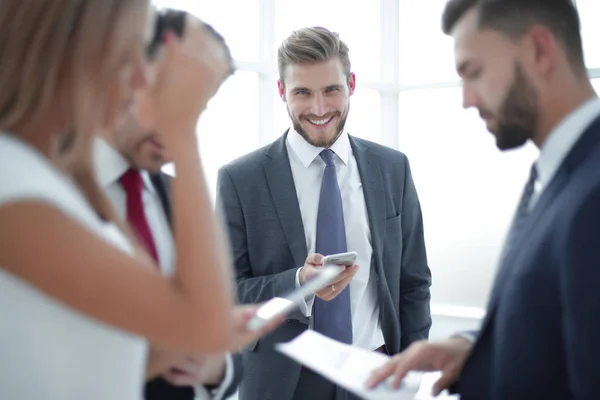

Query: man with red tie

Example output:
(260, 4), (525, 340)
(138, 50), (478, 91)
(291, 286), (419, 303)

(93, 111), (244, 400)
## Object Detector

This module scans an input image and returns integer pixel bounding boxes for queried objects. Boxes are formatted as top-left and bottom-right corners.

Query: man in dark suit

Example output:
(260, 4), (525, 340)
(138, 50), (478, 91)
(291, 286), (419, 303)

(367, 1), (600, 399)
(216, 26), (432, 400)
(94, 111), (246, 400)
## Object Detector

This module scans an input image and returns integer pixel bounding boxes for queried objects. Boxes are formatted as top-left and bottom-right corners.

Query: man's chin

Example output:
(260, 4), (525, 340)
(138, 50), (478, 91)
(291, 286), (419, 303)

(307, 134), (337, 148)
(301, 126), (338, 145)
(495, 133), (528, 151)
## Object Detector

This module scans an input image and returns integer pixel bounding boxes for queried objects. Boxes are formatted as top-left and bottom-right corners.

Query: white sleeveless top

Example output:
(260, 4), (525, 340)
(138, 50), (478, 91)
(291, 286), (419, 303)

(0, 134), (147, 399)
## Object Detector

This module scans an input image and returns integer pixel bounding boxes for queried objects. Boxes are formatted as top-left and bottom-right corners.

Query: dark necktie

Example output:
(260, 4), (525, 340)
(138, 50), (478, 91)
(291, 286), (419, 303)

(120, 168), (159, 263)
(506, 163), (538, 244)
(490, 163), (538, 301)
(514, 164), (538, 224)
(313, 149), (353, 344)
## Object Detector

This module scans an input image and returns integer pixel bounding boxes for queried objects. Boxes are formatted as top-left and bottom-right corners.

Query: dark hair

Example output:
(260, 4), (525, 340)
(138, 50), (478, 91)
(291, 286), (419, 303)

(146, 9), (186, 59)
(442, 0), (586, 74)
(146, 9), (234, 74)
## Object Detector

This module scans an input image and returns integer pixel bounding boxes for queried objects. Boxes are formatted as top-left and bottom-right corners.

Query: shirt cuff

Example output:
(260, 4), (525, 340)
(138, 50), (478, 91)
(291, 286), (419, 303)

(452, 331), (477, 343)
(295, 267), (315, 317)
(194, 353), (233, 400)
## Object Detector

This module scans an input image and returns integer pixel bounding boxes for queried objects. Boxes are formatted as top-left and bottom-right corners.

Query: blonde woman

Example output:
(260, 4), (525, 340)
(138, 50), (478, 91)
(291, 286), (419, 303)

(0, 1), (241, 399)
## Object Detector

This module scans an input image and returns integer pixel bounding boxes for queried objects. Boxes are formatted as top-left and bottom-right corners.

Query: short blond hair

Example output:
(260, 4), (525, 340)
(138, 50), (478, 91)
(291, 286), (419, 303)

(277, 26), (351, 86)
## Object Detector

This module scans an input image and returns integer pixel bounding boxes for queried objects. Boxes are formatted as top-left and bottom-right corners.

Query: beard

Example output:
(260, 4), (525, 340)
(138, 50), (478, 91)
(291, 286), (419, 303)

(484, 63), (539, 151)
(288, 104), (350, 148)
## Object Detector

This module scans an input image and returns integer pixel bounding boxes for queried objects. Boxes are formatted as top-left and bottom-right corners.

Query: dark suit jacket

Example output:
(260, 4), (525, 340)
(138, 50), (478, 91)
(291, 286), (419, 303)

(144, 172), (242, 400)
(216, 132), (432, 400)
(455, 115), (600, 399)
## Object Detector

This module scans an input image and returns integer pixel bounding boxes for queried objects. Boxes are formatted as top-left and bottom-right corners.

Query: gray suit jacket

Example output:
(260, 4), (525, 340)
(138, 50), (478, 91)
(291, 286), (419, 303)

(216, 131), (432, 400)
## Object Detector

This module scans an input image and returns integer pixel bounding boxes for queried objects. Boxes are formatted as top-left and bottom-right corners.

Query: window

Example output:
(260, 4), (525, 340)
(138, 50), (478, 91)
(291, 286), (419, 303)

(397, 87), (538, 306)
(398, 0), (459, 85)
(198, 71), (260, 198)
(152, 0), (260, 62)
(274, 0), (381, 83)
(576, 0), (600, 69)
(346, 87), (381, 142)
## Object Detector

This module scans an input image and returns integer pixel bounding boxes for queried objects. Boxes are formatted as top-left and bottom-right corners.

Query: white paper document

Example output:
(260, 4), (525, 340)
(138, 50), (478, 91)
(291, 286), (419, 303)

(276, 330), (437, 400)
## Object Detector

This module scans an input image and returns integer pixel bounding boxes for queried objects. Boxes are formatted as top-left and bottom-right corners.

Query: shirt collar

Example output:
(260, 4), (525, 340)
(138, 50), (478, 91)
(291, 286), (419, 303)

(93, 137), (156, 193)
(536, 96), (600, 188)
(286, 127), (350, 168)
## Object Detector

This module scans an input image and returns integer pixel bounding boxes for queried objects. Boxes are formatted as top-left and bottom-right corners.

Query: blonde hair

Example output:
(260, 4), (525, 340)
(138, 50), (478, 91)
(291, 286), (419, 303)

(277, 26), (351, 86)
(0, 0), (149, 222)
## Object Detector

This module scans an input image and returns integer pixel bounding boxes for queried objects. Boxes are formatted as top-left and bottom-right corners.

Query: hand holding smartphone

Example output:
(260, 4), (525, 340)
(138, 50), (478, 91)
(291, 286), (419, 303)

(246, 252), (358, 331)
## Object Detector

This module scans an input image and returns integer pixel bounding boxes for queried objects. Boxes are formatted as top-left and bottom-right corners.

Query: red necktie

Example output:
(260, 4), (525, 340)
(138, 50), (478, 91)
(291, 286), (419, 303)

(120, 168), (159, 263)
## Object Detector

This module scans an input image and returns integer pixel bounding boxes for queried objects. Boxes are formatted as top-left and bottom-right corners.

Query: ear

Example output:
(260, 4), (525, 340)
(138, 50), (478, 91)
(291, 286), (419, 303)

(277, 80), (286, 102)
(526, 25), (557, 78)
(348, 73), (356, 96)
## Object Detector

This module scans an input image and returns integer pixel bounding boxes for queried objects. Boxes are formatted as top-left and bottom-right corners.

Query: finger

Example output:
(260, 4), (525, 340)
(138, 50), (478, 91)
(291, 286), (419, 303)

(432, 367), (458, 396)
(170, 356), (199, 375)
(315, 291), (330, 301)
(232, 305), (261, 332)
(365, 359), (397, 388)
(316, 291), (333, 301)
(185, 355), (206, 364)
(237, 304), (260, 320)
(390, 363), (410, 390)
(316, 282), (340, 300)
(254, 311), (285, 337)
(385, 353), (416, 389)
(332, 265), (358, 284)
(233, 308), (286, 351)
(331, 269), (358, 290)
(305, 253), (323, 265)
(163, 370), (195, 386)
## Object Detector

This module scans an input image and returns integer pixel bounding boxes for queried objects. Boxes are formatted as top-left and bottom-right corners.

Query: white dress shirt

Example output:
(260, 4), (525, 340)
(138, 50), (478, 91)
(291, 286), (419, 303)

(93, 138), (234, 400)
(287, 129), (385, 351)
(530, 96), (600, 208)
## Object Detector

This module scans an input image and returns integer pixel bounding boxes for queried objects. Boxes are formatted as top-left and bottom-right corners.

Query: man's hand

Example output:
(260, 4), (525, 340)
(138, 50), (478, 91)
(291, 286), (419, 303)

(298, 253), (359, 301)
(365, 338), (473, 396)
(227, 304), (285, 352)
(147, 304), (283, 379)
(162, 354), (226, 387)
(146, 346), (187, 379)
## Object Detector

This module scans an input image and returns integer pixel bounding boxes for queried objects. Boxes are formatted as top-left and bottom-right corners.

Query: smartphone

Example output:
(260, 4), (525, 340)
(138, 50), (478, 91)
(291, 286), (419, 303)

(246, 265), (345, 331)
(321, 251), (357, 267)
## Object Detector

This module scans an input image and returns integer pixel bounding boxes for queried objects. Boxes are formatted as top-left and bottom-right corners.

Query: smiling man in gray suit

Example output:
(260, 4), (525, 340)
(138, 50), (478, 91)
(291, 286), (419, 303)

(216, 26), (432, 400)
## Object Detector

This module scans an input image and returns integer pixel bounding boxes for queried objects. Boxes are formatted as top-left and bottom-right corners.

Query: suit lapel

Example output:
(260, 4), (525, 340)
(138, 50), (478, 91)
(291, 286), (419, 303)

(263, 131), (308, 267)
(481, 114), (600, 330)
(350, 137), (386, 266)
